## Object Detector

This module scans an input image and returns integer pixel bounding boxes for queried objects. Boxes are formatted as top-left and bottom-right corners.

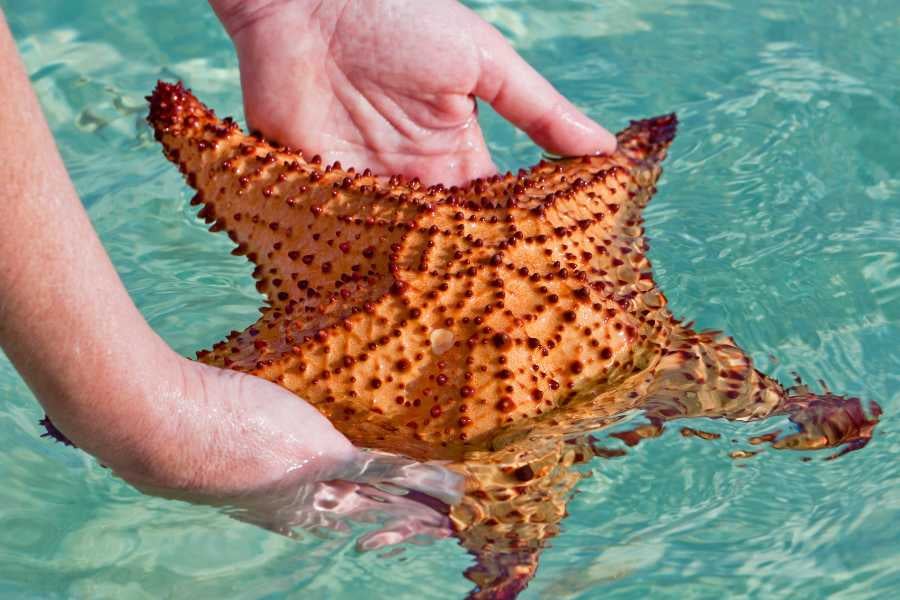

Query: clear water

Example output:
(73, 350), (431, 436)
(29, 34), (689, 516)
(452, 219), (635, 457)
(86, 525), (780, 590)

(1, 0), (898, 597)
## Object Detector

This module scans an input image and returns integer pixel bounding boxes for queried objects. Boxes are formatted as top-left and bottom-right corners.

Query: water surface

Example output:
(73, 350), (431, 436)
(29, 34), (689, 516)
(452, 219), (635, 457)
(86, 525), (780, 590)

(1, 0), (898, 597)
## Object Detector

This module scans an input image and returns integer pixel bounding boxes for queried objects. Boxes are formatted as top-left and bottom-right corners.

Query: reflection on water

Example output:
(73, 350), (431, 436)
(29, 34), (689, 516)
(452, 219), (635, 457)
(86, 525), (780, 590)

(0, 0), (898, 598)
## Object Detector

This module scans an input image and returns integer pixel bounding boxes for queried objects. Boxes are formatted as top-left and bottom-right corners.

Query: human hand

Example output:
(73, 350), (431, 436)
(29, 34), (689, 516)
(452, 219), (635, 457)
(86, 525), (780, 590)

(78, 355), (462, 546)
(210, 0), (616, 185)
(126, 357), (461, 538)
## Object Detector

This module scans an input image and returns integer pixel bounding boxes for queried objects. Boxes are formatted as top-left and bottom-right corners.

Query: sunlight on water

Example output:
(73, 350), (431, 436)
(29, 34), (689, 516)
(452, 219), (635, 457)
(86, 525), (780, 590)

(0, 0), (897, 597)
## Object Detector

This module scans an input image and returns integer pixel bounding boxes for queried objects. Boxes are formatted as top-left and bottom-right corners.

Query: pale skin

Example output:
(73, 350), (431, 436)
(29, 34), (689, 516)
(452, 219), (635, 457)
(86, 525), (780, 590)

(0, 0), (614, 535)
(212, 0), (616, 183)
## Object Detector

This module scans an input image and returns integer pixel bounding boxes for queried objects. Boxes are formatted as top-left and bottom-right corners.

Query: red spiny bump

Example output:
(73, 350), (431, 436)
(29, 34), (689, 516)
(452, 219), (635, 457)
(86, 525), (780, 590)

(147, 80), (193, 132)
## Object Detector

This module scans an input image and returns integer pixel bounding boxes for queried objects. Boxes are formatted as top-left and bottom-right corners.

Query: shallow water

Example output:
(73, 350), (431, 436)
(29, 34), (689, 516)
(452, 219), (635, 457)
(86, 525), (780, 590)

(1, 0), (898, 597)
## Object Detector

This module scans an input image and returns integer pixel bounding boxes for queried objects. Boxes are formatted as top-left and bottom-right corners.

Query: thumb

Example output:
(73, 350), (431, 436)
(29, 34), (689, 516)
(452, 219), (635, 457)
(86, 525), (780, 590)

(473, 26), (616, 157)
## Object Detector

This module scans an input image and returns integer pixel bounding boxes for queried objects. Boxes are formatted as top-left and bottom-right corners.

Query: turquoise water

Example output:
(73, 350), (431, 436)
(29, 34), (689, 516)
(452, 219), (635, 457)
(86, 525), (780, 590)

(1, 0), (899, 597)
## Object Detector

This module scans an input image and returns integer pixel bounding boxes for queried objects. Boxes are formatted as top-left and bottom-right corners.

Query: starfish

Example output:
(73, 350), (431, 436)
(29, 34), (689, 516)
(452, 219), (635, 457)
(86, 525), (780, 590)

(146, 81), (880, 599)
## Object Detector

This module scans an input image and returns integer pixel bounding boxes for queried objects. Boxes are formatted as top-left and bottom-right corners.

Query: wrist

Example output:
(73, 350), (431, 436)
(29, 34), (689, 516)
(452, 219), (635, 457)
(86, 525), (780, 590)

(71, 352), (222, 493)
(42, 339), (187, 478)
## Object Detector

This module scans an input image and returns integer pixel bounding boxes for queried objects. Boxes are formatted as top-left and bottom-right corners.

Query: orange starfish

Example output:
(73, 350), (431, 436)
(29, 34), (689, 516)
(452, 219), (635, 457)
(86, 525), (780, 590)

(146, 81), (879, 599)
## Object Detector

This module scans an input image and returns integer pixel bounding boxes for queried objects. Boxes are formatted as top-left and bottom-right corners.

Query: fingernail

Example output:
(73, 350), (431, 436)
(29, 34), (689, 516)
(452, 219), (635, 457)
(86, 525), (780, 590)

(560, 111), (617, 155)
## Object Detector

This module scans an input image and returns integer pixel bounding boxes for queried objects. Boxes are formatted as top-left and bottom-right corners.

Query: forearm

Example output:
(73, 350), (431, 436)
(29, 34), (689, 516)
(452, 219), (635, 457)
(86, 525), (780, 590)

(0, 13), (179, 474)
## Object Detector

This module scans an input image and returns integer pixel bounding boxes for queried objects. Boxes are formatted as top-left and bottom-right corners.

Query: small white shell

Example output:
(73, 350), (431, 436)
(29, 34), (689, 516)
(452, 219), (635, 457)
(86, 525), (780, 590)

(430, 329), (455, 355)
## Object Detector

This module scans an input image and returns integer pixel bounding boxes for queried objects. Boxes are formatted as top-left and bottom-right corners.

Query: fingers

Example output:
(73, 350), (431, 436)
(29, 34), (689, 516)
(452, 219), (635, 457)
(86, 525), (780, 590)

(473, 26), (616, 157)
(348, 449), (464, 506)
(356, 513), (452, 551)
(349, 484), (453, 551)
(228, 477), (453, 546)
(302, 480), (453, 550)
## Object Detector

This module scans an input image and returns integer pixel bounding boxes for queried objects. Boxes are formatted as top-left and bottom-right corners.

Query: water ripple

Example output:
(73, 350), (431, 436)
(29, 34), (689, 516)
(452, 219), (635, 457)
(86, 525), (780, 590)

(0, 0), (897, 598)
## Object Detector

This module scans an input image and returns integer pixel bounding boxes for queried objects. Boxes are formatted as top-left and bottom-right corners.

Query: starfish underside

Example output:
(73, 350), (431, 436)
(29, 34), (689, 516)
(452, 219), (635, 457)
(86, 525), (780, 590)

(147, 82), (880, 599)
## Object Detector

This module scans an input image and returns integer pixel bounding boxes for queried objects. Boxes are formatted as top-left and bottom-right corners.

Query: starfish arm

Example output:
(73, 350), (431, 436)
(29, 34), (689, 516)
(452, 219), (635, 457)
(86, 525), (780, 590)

(452, 437), (593, 599)
(589, 326), (790, 449)
(644, 326), (787, 421)
(147, 82), (432, 336)
(604, 325), (880, 459)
